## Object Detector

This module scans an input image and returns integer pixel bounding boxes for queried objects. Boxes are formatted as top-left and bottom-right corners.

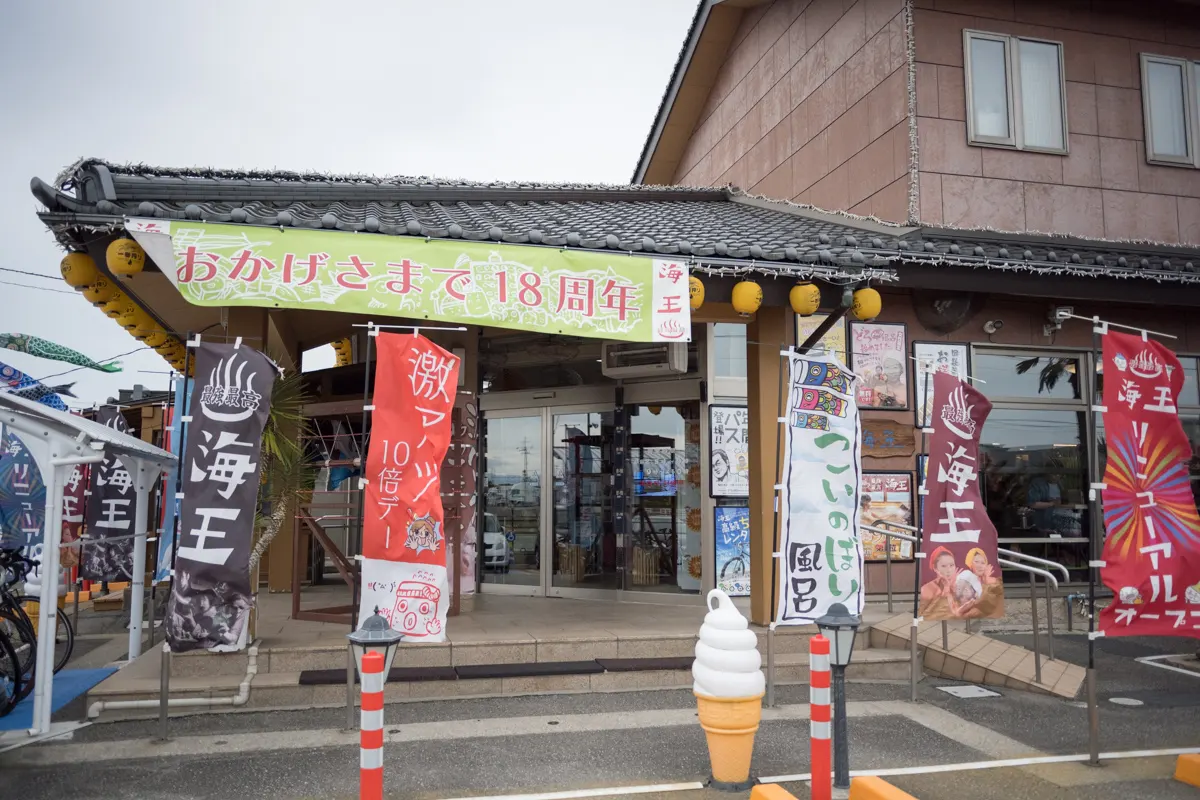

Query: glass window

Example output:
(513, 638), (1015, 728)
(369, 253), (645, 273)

(978, 409), (1091, 577)
(1141, 55), (1194, 164)
(481, 415), (542, 587)
(973, 352), (1083, 400)
(552, 411), (616, 590)
(965, 31), (1067, 152)
(713, 324), (747, 378)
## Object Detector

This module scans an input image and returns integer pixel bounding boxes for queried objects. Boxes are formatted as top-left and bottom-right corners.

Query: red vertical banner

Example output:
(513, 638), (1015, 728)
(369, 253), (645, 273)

(1099, 330), (1200, 636)
(60, 463), (87, 569)
(358, 333), (460, 641)
(917, 371), (1005, 620)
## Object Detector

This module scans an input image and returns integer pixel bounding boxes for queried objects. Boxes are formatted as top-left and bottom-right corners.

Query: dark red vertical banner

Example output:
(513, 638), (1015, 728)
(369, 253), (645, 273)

(1099, 330), (1200, 636)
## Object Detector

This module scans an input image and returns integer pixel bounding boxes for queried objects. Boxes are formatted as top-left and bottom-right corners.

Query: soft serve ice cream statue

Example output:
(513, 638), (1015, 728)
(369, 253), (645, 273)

(692, 589), (765, 787)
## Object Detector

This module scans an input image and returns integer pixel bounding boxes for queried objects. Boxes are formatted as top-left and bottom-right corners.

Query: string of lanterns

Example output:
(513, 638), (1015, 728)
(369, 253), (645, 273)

(332, 337), (353, 367)
(59, 239), (193, 376)
(688, 275), (882, 321)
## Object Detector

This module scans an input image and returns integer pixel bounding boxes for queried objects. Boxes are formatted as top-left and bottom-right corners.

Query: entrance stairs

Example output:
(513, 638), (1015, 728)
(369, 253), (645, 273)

(85, 623), (911, 720)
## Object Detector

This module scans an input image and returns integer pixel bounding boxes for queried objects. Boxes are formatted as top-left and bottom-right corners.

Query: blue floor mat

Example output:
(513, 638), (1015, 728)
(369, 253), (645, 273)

(0, 667), (116, 731)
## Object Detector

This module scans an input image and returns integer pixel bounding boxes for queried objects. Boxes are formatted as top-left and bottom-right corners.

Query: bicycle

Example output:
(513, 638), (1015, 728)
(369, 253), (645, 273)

(0, 626), (20, 717)
(1, 549), (75, 677)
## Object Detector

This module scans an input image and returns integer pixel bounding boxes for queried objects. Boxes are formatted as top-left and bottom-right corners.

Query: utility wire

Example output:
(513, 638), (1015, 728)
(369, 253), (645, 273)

(0, 267), (61, 282)
(34, 345), (155, 383)
(0, 279), (77, 296)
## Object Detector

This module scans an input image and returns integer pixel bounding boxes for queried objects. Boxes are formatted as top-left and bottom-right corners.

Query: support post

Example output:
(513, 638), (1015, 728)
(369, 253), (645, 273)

(941, 621), (948, 650)
(1086, 318), (1104, 765)
(832, 664), (850, 790)
(1045, 578), (1055, 661)
(359, 650), (385, 800)
(909, 620), (920, 702)
(766, 624), (775, 708)
(128, 459), (151, 660)
(1029, 572), (1042, 685)
(809, 634), (832, 800)
(346, 645), (357, 731)
(32, 464), (65, 735)
(157, 642), (170, 741)
(885, 540), (893, 613)
(748, 306), (788, 625)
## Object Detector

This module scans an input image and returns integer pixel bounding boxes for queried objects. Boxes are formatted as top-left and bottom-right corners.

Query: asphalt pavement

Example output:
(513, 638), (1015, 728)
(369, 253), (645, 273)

(0, 629), (1196, 800)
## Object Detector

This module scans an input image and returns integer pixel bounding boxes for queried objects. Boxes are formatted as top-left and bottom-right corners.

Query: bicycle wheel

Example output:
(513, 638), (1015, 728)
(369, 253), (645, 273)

(0, 630), (21, 717)
(14, 596), (74, 673)
(0, 611), (34, 699)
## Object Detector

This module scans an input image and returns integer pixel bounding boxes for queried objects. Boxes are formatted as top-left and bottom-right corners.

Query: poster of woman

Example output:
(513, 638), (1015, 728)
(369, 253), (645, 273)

(849, 322), (908, 409)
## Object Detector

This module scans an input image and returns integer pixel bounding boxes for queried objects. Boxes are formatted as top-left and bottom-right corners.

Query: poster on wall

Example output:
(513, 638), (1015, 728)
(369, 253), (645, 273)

(913, 341), (970, 428)
(850, 322), (908, 409)
(166, 342), (274, 653)
(1098, 330), (1200, 637)
(776, 351), (863, 623)
(796, 313), (848, 360)
(358, 333), (460, 642)
(709, 405), (749, 497)
(715, 506), (750, 597)
(917, 371), (1004, 621)
(859, 473), (914, 561)
(679, 415), (703, 592)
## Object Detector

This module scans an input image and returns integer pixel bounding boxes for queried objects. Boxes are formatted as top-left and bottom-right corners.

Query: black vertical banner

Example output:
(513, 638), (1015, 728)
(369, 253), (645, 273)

(166, 342), (274, 653)
(81, 407), (135, 581)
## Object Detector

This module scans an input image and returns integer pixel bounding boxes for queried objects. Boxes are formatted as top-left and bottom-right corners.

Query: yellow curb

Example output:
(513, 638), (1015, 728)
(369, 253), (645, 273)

(750, 785), (798, 800)
(1176, 753), (1200, 788)
(850, 775), (920, 800)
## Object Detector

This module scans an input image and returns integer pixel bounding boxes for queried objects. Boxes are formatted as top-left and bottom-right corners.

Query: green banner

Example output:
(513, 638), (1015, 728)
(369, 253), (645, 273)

(128, 219), (691, 342)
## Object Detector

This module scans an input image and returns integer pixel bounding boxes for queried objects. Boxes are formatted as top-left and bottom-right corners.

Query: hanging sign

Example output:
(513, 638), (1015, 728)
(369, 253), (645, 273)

(917, 372), (1004, 620)
(81, 408), (136, 581)
(0, 432), (46, 582)
(776, 352), (864, 624)
(165, 342), (274, 653)
(127, 219), (690, 343)
(60, 463), (86, 569)
(1099, 331), (1200, 637)
(860, 420), (915, 458)
(358, 333), (461, 642)
(709, 405), (749, 497)
(441, 398), (479, 600)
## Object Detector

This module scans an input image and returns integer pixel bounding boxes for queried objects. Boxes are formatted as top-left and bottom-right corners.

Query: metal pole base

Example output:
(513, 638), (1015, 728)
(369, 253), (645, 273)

(1086, 667), (1101, 766)
(910, 624), (920, 702)
(346, 645), (357, 731)
(766, 625), (775, 709)
(832, 666), (850, 790)
(157, 643), (171, 742)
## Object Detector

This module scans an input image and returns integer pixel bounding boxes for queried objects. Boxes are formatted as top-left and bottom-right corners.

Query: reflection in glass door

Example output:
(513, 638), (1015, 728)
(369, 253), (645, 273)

(481, 415), (542, 588)
(551, 410), (616, 591)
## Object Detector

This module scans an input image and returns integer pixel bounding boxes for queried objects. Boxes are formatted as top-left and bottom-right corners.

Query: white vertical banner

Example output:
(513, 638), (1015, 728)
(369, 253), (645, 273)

(650, 260), (690, 342)
(776, 351), (864, 624)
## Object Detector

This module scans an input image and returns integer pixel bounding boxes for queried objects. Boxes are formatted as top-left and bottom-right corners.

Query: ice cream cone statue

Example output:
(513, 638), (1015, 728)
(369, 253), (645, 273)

(693, 589), (766, 786)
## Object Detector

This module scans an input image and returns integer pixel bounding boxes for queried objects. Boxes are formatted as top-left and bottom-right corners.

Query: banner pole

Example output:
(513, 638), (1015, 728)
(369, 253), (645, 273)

(911, 365), (931, 702)
(348, 323), (375, 730)
(766, 342), (789, 706)
(1086, 318), (1103, 766)
(159, 337), (194, 742)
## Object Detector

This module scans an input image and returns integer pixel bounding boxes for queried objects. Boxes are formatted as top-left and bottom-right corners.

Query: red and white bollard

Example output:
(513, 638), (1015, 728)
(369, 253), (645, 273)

(809, 634), (832, 800)
(359, 650), (386, 800)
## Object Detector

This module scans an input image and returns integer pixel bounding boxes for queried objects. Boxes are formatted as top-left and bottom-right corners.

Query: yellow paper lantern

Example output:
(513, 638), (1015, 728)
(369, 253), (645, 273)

(731, 280), (763, 318)
(789, 283), (820, 317)
(143, 329), (168, 349)
(82, 277), (117, 304)
(128, 310), (154, 336)
(101, 294), (127, 319)
(117, 300), (140, 329)
(851, 287), (882, 321)
(60, 252), (100, 288)
(688, 276), (704, 311)
(107, 238), (146, 276)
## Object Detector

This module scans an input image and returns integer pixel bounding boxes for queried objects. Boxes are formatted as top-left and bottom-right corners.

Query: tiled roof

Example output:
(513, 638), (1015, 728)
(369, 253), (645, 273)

(30, 159), (1200, 285)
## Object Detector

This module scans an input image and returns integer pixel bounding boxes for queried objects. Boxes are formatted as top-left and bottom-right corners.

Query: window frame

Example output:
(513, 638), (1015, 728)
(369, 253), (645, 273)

(963, 29), (1070, 155)
(1140, 53), (1199, 168)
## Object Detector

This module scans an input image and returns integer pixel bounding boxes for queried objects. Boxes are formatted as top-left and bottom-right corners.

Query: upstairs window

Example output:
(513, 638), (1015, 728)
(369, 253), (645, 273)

(964, 31), (1067, 153)
(1141, 54), (1198, 167)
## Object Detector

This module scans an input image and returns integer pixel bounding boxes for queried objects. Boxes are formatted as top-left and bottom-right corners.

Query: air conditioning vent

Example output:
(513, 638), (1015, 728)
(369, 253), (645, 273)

(600, 342), (687, 379)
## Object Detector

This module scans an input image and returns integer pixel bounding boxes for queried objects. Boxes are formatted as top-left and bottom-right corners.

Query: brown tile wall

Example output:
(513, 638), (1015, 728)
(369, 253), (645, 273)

(914, 0), (1200, 244)
(673, 0), (913, 221)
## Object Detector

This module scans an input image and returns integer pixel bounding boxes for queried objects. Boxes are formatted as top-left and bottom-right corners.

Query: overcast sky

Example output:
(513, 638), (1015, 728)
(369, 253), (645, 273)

(0, 0), (695, 406)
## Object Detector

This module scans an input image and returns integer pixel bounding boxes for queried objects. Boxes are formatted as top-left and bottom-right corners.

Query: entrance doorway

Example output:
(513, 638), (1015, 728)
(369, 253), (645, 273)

(479, 392), (702, 601)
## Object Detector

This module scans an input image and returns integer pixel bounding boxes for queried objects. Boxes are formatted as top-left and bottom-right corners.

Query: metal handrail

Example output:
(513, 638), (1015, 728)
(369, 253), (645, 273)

(997, 548), (1070, 583)
(861, 524), (917, 543)
(997, 559), (1059, 589)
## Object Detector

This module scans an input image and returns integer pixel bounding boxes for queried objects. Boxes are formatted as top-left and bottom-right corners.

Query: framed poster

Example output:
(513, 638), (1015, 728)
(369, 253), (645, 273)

(709, 405), (749, 497)
(714, 506), (751, 597)
(849, 322), (908, 409)
(916, 454), (928, 533)
(859, 472), (915, 560)
(796, 313), (849, 362)
(912, 341), (970, 428)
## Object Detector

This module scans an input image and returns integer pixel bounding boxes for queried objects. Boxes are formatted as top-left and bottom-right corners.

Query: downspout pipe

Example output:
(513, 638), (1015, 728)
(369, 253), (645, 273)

(87, 643), (258, 720)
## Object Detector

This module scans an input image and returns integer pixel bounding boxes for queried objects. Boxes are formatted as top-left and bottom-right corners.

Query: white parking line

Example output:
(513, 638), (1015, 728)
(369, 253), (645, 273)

(758, 746), (1200, 783)
(1135, 655), (1200, 679)
(443, 783), (706, 800)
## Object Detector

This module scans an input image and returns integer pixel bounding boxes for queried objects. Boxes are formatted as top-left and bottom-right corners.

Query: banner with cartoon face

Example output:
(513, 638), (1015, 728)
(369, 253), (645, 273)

(165, 342), (273, 653)
(358, 333), (460, 642)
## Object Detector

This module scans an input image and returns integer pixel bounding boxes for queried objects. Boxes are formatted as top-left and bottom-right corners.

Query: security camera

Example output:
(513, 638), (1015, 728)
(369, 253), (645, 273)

(983, 319), (1004, 334)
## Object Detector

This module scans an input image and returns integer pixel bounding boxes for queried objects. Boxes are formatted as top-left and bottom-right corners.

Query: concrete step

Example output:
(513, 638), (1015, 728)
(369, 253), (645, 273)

(170, 626), (825, 678)
(91, 648), (911, 721)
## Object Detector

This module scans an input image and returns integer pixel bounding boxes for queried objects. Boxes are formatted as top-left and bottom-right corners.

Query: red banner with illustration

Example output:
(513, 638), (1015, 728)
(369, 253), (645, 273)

(358, 333), (460, 642)
(918, 371), (1005, 620)
(1099, 331), (1200, 637)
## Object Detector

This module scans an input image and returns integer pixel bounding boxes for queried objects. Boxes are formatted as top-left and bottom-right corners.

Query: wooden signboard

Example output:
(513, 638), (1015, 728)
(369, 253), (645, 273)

(861, 419), (916, 458)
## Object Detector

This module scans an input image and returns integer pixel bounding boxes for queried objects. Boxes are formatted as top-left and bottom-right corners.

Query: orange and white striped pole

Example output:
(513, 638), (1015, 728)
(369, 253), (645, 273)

(809, 634), (832, 800)
(359, 650), (385, 800)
